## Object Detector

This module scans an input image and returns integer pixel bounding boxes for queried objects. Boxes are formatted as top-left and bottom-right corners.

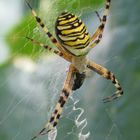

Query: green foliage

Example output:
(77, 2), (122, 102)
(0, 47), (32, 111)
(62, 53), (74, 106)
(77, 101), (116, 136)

(55, 0), (103, 12)
(6, 14), (42, 58)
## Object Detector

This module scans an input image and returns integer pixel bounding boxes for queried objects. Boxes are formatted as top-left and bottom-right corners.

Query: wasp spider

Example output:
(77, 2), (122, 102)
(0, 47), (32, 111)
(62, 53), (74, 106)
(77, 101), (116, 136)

(25, 0), (123, 139)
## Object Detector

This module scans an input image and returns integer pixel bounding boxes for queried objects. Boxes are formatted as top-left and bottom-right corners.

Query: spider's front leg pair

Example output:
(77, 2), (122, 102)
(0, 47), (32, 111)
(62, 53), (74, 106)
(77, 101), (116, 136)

(25, 0), (72, 62)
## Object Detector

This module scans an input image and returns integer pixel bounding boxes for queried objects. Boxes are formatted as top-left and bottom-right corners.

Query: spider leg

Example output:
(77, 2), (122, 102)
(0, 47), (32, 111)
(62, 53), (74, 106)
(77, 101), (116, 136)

(26, 36), (71, 62)
(89, 0), (111, 47)
(87, 60), (123, 103)
(95, 11), (102, 22)
(25, 0), (72, 59)
(31, 64), (77, 140)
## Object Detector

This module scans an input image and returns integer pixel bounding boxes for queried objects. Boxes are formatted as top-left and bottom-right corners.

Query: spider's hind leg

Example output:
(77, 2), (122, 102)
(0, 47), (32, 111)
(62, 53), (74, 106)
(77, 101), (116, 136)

(25, 0), (72, 60)
(31, 65), (77, 140)
(87, 60), (123, 103)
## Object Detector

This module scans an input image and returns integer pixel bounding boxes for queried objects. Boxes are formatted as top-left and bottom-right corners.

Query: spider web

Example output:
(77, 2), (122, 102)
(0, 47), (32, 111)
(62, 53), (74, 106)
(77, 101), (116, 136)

(0, 0), (140, 140)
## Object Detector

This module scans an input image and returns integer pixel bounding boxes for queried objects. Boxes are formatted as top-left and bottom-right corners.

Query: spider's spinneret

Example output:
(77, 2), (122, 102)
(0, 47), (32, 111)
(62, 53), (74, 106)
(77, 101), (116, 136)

(55, 12), (90, 56)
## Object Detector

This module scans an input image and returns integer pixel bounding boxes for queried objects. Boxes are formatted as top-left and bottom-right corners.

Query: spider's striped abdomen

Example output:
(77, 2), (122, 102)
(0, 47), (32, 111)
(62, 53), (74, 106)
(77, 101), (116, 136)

(55, 12), (90, 56)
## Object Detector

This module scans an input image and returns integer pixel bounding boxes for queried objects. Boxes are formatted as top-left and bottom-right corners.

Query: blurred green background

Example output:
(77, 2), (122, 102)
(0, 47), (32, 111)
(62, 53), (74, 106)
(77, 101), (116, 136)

(0, 0), (140, 140)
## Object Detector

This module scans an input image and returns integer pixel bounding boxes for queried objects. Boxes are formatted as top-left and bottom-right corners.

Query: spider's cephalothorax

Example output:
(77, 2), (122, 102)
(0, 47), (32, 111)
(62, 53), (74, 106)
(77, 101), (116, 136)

(55, 11), (90, 56)
(25, 0), (123, 140)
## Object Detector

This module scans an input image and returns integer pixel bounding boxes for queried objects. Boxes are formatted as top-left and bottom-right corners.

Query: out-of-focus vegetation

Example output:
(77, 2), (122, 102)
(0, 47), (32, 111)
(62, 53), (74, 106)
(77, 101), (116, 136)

(0, 0), (140, 140)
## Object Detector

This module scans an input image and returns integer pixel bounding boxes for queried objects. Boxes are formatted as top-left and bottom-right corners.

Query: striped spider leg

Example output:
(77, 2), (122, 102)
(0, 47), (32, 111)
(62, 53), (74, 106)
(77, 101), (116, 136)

(25, 0), (72, 61)
(95, 10), (102, 22)
(89, 0), (111, 48)
(87, 60), (123, 103)
(31, 64), (78, 140)
(26, 36), (71, 62)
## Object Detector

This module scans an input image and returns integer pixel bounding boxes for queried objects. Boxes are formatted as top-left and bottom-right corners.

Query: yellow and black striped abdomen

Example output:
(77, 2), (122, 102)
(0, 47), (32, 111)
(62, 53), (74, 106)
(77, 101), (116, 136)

(55, 12), (90, 56)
